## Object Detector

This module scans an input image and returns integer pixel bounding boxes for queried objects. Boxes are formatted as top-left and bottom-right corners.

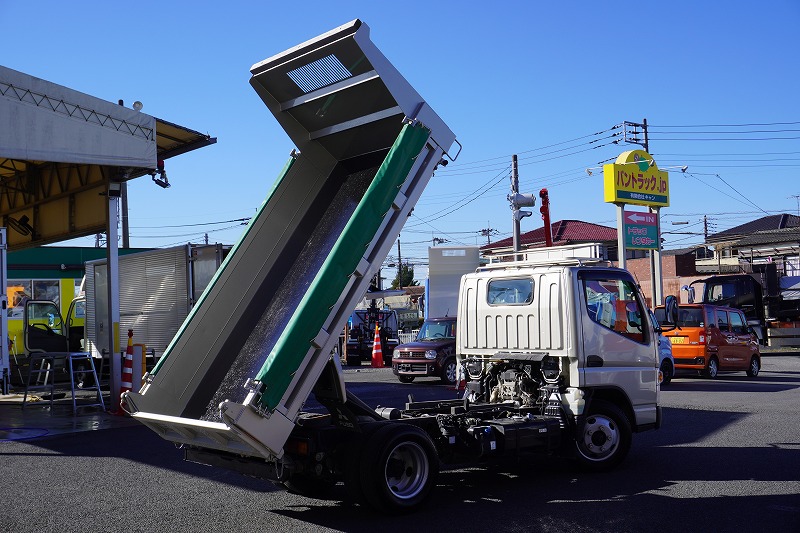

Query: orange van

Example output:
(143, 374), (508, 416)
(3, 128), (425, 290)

(654, 304), (760, 378)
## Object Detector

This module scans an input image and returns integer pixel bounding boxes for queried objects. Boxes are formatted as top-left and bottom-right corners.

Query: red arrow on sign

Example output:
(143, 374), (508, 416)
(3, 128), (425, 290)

(624, 211), (657, 225)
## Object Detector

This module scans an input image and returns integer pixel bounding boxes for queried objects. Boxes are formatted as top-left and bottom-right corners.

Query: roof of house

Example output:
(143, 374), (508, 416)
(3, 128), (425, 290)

(707, 214), (800, 243)
(482, 220), (617, 251)
(661, 246), (708, 257)
(731, 227), (800, 247)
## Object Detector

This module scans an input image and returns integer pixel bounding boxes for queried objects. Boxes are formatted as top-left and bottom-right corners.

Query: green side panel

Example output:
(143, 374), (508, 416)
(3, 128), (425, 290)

(256, 123), (430, 410)
(150, 156), (296, 376)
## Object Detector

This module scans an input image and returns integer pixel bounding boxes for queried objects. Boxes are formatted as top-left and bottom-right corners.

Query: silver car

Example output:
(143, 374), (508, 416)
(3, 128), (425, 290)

(650, 309), (675, 385)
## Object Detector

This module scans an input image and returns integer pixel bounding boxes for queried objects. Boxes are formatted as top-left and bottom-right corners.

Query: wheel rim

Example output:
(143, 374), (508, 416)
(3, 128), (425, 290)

(708, 359), (718, 377)
(383, 441), (429, 500)
(750, 358), (759, 375)
(445, 361), (456, 383)
(577, 414), (619, 461)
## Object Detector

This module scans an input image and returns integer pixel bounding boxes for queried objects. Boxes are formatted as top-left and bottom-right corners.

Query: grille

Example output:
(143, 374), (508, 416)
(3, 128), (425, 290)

(287, 54), (351, 93)
(400, 350), (427, 359)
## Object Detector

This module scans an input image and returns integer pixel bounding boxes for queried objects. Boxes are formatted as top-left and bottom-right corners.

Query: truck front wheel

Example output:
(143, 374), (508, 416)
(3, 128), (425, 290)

(359, 424), (438, 513)
(573, 400), (632, 471)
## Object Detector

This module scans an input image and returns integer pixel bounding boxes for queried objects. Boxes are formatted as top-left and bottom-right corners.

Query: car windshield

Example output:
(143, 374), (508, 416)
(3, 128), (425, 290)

(416, 320), (455, 341)
(655, 307), (704, 327)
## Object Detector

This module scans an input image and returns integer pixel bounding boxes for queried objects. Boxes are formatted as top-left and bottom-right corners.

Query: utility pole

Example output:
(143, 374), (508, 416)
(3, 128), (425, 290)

(480, 224), (495, 246)
(789, 195), (800, 217)
(508, 155), (536, 256)
(397, 238), (402, 291)
(703, 215), (708, 240)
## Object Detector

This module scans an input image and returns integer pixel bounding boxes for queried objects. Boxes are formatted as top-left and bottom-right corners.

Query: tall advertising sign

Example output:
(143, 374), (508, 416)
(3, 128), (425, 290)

(603, 150), (669, 207)
(603, 150), (670, 304)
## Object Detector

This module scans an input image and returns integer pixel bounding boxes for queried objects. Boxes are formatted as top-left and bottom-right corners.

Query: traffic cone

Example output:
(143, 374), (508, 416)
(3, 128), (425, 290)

(116, 330), (134, 415)
(371, 324), (384, 368)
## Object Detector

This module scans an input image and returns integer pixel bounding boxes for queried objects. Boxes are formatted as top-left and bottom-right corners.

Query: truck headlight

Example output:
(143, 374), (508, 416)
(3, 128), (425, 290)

(393, 349), (401, 359)
(425, 350), (437, 359)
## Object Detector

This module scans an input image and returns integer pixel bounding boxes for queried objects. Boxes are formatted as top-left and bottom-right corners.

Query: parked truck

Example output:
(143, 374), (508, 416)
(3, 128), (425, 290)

(688, 263), (800, 346)
(80, 244), (230, 362)
(124, 21), (674, 514)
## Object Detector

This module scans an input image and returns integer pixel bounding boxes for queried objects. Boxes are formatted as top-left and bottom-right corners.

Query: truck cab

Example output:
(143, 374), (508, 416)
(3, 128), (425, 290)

(457, 247), (675, 468)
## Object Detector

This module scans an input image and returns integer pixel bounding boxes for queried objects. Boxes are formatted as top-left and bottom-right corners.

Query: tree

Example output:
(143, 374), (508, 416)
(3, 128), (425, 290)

(390, 263), (418, 289)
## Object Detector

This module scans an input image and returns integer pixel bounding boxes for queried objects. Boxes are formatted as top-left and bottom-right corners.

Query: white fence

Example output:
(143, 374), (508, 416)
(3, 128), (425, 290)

(398, 330), (419, 344)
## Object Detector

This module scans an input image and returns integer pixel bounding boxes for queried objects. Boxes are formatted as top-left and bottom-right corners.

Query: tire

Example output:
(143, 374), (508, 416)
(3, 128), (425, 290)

(398, 375), (415, 384)
(746, 356), (760, 377)
(342, 421), (391, 506)
(660, 359), (673, 386)
(346, 355), (361, 367)
(573, 399), (632, 471)
(440, 358), (457, 385)
(359, 424), (439, 513)
(705, 357), (719, 379)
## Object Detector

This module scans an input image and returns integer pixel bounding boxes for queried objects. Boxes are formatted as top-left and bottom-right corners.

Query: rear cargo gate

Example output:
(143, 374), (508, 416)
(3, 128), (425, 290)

(125, 20), (456, 459)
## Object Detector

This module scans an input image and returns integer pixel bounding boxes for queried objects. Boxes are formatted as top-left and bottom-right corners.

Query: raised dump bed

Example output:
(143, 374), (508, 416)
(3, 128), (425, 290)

(124, 20), (456, 459)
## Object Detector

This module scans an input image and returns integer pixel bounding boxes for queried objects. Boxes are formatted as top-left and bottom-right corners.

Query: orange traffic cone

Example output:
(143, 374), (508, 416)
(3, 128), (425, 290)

(117, 330), (134, 415)
(371, 324), (384, 368)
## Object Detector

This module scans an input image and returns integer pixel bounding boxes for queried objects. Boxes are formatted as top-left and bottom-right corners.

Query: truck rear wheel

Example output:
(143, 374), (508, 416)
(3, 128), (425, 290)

(359, 423), (438, 513)
(573, 400), (631, 471)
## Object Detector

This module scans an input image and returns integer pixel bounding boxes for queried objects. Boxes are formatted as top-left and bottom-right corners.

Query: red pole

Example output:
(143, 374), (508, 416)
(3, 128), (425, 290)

(540, 188), (553, 247)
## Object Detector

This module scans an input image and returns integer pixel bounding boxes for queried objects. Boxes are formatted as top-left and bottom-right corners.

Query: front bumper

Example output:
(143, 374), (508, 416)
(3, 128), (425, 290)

(392, 359), (437, 377)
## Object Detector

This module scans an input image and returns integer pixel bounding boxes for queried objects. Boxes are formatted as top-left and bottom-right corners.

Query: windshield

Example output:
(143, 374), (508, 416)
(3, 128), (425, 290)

(416, 320), (456, 341)
(655, 307), (704, 327)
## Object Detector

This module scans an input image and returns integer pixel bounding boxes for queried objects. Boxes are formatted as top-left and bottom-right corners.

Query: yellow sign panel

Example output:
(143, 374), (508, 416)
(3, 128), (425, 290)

(603, 150), (669, 207)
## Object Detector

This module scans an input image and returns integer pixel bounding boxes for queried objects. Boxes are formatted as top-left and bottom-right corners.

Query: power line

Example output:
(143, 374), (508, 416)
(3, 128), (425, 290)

(650, 121), (800, 128)
(131, 217), (250, 229)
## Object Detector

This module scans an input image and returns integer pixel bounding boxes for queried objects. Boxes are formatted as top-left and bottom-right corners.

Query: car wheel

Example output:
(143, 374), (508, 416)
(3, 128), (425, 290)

(705, 357), (719, 379)
(359, 424), (438, 513)
(440, 358), (457, 385)
(346, 355), (361, 367)
(573, 399), (632, 471)
(660, 359), (673, 386)
(398, 375), (415, 384)
(746, 356), (760, 377)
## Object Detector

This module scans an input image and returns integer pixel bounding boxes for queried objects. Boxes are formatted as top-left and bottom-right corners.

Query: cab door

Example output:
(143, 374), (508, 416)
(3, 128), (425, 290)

(728, 310), (751, 370)
(713, 309), (738, 369)
(23, 300), (68, 354)
(579, 271), (657, 424)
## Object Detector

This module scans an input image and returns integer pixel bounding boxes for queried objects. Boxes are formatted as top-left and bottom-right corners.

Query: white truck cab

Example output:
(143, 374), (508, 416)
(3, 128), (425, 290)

(457, 245), (674, 468)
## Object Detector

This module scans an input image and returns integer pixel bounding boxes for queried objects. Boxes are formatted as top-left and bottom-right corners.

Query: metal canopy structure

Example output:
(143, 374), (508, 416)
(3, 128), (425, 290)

(0, 65), (216, 250)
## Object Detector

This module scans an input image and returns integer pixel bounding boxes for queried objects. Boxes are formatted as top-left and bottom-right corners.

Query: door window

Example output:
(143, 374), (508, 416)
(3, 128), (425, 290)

(729, 311), (746, 334)
(582, 274), (647, 344)
(716, 310), (730, 332)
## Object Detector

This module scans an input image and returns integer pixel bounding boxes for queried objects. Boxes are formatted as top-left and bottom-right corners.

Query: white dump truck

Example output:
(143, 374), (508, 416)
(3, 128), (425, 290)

(125, 21), (675, 514)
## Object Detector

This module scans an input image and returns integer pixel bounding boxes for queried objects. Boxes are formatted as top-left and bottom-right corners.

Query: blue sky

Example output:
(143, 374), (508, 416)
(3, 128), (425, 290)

(3, 1), (799, 281)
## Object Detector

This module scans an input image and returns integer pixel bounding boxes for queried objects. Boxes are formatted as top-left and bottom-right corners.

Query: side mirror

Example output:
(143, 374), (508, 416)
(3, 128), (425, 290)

(664, 295), (679, 325)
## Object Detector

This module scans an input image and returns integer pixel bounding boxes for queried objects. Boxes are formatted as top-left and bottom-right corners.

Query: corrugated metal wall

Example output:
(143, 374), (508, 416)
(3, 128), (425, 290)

(85, 247), (190, 358)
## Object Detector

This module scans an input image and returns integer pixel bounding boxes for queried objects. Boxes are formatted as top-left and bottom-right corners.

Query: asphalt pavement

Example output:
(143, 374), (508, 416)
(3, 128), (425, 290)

(1, 354), (798, 532)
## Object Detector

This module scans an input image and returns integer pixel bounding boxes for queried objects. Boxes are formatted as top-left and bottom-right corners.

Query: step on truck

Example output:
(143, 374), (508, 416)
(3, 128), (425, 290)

(124, 21), (675, 513)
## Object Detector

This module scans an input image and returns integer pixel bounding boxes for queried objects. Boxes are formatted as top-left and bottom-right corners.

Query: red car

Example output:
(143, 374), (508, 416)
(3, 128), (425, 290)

(391, 317), (457, 384)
